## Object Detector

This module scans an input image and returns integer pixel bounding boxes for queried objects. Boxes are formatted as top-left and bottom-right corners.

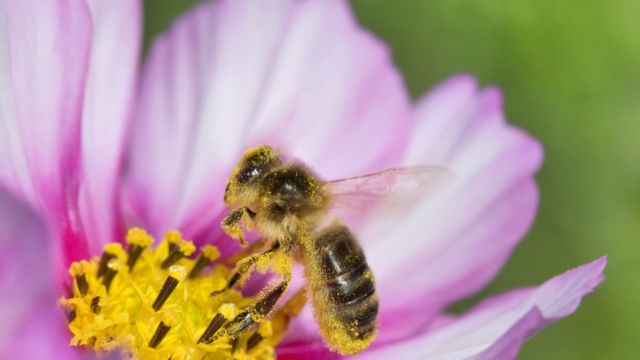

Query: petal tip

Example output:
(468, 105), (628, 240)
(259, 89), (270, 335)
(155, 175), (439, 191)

(585, 254), (608, 287)
(443, 73), (479, 91)
(536, 255), (608, 320)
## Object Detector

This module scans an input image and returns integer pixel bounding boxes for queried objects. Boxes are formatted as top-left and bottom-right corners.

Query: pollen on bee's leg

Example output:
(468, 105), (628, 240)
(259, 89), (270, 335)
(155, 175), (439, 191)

(62, 228), (280, 359)
(269, 289), (307, 344)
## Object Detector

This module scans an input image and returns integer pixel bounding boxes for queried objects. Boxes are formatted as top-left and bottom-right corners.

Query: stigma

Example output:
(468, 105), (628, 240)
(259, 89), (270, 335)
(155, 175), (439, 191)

(61, 228), (276, 359)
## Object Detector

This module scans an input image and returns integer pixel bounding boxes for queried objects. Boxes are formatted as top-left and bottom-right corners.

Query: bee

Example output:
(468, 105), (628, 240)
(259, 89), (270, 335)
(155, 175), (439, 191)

(214, 145), (449, 355)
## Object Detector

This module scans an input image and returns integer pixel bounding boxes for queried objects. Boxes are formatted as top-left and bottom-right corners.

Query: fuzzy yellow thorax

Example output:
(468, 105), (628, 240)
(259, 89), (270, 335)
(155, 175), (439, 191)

(62, 228), (277, 360)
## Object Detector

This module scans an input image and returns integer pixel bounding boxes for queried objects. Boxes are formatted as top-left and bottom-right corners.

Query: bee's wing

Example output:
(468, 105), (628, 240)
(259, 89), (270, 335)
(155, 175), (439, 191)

(324, 165), (452, 212)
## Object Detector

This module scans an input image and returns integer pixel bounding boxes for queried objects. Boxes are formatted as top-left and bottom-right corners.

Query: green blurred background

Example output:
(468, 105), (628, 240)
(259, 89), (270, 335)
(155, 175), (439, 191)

(144, 1), (640, 358)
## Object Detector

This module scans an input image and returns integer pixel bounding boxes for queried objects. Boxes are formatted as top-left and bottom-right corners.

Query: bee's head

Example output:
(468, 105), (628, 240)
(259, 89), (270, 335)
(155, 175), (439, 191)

(224, 145), (281, 205)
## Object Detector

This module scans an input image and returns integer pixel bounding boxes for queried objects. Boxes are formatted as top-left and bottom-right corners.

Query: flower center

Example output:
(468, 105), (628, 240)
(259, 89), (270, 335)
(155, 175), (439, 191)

(61, 228), (279, 359)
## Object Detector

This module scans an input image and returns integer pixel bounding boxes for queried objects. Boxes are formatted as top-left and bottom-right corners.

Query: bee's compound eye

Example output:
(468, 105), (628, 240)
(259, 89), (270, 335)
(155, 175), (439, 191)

(237, 165), (262, 184)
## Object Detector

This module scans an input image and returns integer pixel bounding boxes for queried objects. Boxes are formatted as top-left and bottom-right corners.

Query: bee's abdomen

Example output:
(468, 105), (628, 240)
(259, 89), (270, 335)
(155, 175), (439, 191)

(314, 224), (378, 347)
(326, 262), (378, 339)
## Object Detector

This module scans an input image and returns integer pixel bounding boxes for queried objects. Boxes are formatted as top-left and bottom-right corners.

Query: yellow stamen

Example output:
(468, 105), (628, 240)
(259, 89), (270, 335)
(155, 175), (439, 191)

(62, 228), (279, 360)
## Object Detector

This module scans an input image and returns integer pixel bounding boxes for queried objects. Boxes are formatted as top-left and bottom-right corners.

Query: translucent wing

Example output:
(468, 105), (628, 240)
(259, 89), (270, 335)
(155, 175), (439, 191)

(324, 165), (452, 212)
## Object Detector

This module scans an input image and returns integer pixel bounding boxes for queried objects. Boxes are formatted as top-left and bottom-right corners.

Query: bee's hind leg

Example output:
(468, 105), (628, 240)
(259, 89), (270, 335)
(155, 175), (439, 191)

(215, 253), (292, 341)
(231, 288), (308, 353)
(211, 240), (282, 296)
(221, 206), (256, 246)
(267, 288), (307, 345)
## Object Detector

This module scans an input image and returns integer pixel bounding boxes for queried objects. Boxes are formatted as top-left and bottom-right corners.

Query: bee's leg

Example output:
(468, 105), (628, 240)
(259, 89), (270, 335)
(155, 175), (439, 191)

(221, 206), (256, 246)
(238, 289), (307, 353)
(217, 254), (292, 340)
(223, 238), (266, 267)
(267, 288), (307, 345)
(211, 240), (281, 296)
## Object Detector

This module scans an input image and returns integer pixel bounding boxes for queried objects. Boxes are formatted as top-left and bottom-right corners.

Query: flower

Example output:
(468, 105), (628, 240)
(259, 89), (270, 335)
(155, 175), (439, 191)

(0, 0), (606, 359)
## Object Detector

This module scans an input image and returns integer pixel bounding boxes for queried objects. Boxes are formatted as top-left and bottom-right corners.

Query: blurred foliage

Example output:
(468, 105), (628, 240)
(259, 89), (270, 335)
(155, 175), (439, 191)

(144, 0), (640, 358)
(143, 0), (201, 51)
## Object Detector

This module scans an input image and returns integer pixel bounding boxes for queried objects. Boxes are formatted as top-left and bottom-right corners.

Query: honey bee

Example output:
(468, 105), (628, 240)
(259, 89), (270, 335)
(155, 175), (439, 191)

(214, 145), (449, 355)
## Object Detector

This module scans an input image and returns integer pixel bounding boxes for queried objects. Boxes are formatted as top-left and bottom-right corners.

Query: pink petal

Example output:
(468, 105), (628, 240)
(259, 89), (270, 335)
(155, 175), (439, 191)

(124, 0), (411, 248)
(3, 295), (95, 359)
(0, 0), (93, 270)
(79, 0), (141, 255)
(0, 0), (91, 210)
(356, 76), (543, 340)
(358, 256), (607, 359)
(1, 0), (142, 276)
(0, 185), (83, 358)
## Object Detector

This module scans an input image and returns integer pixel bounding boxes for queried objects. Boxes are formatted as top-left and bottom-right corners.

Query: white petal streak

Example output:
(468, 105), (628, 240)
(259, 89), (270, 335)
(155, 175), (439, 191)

(0, 0), (92, 210)
(0, 0), (95, 274)
(80, 0), (141, 252)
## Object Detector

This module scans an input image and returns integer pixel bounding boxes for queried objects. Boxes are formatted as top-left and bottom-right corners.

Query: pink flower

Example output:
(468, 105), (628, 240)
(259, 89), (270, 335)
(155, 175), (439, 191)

(0, 0), (606, 359)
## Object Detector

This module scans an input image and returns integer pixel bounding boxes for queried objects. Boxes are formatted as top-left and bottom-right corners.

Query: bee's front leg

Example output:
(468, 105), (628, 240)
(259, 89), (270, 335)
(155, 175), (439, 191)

(221, 206), (256, 246)
(211, 240), (281, 297)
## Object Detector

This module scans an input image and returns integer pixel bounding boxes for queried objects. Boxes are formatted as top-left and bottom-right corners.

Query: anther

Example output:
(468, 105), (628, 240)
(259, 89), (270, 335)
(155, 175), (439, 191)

(76, 274), (89, 296)
(98, 243), (125, 277)
(97, 253), (115, 278)
(126, 228), (153, 271)
(246, 331), (264, 351)
(63, 230), (279, 357)
(148, 322), (171, 348)
(152, 266), (187, 311)
(91, 296), (101, 314)
(102, 259), (121, 292)
(188, 245), (220, 279)
(197, 313), (227, 344)
(247, 322), (272, 351)
(67, 308), (77, 323)
(161, 231), (195, 269)
(149, 312), (177, 348)
(127, 246), (144, 270)
(70, 262), (90, 296)
(231, 337), (240, 353)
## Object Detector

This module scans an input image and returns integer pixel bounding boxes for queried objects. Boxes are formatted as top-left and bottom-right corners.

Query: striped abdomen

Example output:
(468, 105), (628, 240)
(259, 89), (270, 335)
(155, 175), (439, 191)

(309, 223), (378, 354)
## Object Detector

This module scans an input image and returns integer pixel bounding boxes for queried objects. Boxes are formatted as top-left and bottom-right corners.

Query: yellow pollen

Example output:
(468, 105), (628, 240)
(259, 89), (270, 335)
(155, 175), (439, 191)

(62, 228), (279, 360)
(127, 228), (154, 247)
(201, 245), (221, 261)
